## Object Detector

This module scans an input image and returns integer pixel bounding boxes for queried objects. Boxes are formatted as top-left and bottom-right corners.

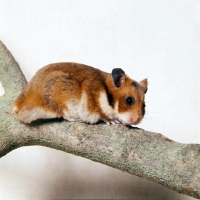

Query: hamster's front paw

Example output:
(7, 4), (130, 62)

(104, 119), (121, 125)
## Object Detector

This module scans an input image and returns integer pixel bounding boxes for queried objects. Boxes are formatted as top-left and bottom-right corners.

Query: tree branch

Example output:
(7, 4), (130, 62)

(0, 40), (199, 199)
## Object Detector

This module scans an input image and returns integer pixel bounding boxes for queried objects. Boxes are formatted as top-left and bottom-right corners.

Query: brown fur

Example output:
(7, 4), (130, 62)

(13, 62), (148, 125)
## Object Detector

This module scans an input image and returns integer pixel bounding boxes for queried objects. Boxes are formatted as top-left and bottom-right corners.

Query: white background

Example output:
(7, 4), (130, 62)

(0, 0), (200, 199)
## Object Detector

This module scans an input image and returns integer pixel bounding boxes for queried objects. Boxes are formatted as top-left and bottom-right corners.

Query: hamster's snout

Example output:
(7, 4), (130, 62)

(117, 112), (143, 126)
(130, 115), (140, 125)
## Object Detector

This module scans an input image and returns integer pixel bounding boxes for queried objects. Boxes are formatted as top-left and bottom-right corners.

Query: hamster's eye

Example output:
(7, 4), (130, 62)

(125, 96), (135, 105)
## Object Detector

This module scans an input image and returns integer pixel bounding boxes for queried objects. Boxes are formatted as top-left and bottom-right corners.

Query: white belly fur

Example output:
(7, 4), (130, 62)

(99, 92), (119, 119)
(63, 91), (100, 124)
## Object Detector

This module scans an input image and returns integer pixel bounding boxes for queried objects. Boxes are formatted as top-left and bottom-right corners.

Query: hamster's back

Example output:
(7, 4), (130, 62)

(13, 63), (107, 123)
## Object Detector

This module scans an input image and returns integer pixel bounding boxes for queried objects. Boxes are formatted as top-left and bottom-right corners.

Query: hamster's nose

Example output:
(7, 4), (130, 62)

(131, 116), (140, 125)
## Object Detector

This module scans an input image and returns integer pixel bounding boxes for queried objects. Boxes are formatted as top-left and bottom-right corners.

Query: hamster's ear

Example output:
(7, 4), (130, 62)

(139, 78), (148, 93)
(112, 68), (126, 88)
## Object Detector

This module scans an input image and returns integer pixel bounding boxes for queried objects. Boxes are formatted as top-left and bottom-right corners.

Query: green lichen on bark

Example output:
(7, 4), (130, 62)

(0, 40), (199, 199)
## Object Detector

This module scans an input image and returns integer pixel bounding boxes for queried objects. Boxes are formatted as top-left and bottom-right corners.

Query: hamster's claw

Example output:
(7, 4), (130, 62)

(105, 119), (121, 125)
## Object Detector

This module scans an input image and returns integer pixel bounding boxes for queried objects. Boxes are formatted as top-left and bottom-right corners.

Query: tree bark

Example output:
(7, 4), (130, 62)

(0, 40), (199, 199)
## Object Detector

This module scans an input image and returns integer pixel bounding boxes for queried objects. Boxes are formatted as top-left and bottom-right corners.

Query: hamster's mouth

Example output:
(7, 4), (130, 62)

(118, 118), (141, 126)
(117, 112), (142, 126)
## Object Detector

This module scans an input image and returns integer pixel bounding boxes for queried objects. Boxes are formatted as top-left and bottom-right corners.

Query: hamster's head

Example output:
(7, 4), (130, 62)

(111, 68), (148, 126)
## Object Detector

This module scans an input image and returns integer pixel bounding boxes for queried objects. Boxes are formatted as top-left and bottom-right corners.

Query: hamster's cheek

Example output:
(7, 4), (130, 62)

(117, 112), (140, 125)
(117, 112), (131, 125)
